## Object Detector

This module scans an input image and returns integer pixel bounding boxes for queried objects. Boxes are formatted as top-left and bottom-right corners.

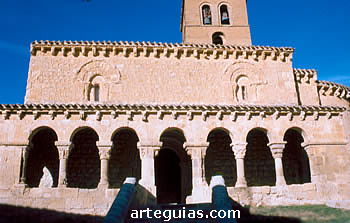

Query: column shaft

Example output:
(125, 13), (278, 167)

(98, 144), (112, 189)
(56, 142), (72, 188)
(138, 143), (161, 196)
(232, 143), (248, 188)
(20, 146), (30, 184)
(269, 142), (287, 186)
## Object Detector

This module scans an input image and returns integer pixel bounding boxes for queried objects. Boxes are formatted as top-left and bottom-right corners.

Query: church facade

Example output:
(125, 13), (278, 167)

(0, 0), (349, 215)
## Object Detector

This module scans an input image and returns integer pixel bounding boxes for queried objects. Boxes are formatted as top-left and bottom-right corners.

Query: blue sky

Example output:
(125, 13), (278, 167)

(0, 0), (349, 104)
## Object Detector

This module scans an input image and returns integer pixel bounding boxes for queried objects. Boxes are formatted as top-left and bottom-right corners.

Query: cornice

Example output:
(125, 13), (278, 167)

(30, 40), (294, 62)
(317, 80), (350, 100)
(294, 69), (317, 84)
(0, 103), (345, 122)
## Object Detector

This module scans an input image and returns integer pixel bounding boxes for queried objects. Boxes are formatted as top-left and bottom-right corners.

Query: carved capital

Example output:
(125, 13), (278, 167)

(231, 143), (248, 159)
(137, 142), (162, 159)
(99, 149), (111, 160)
(96, 142), (112, 160)
(55, 142), (73, 160)
(268, 142), (287, 158)
(184, 143), (209, 159)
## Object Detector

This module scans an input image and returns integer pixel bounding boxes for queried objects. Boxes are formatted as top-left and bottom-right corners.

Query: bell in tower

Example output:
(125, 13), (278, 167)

(180, 0), (252, 45)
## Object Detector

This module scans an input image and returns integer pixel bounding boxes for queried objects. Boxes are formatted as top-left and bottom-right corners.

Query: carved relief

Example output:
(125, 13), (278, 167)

(225, 62), (265, 104)
(76, 60), (121, 103)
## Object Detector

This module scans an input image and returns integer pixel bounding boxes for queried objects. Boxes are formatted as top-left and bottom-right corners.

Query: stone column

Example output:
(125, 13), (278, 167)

(55, 142), (73, 188)
(269, 142), (287, 186)
(185, 143), (211, 203)
(19, 145), (31, 186)
(138, 143), (161, 196)
(97, 142), (112, 189)
(231, 143), (248, 187)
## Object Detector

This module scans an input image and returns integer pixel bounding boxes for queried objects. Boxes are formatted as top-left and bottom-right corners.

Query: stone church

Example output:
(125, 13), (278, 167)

(0, 0), (349, 215)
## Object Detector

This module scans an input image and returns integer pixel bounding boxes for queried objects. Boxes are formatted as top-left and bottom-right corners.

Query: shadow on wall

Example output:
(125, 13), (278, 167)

(0, 204), (104, 223)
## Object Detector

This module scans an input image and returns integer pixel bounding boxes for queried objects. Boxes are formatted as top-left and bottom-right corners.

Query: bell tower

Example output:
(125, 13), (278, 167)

(181, 0), (251, 45)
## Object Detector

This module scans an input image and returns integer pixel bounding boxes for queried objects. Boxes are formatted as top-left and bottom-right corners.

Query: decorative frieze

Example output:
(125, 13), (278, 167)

(30, 40), (294, 62)
(317, 80), (350, 101)
(0, 103), (345, 122)
(294, 69), (317, 84)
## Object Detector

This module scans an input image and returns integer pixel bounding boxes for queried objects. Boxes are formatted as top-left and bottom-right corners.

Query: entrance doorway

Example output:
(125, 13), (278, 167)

(155, 149), (182, 204)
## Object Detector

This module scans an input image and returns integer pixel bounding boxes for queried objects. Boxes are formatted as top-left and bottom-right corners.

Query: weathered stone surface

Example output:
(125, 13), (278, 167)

(0, 0), (348, 216)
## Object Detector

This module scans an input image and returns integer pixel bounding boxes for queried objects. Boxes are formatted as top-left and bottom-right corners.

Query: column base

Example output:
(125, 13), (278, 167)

(186, 185), (211, 204)
(98, 182), (109, 189)
(276, 179), (287, 187)
(235, 179), (248, 188)
(58, 184), (68, 189)
(13, 183), (28, 189)
(138, 180), (156, 197)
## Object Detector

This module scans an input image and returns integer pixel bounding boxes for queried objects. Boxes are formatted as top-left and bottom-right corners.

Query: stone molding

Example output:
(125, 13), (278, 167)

(317, 80), (350, 101)
(294, 69), (317, 84)
(30, 40), (294, 62)
(0, 103), (345, 122)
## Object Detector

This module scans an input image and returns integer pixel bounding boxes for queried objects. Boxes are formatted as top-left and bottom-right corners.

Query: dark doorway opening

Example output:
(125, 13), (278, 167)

(155, 149), (182, 204)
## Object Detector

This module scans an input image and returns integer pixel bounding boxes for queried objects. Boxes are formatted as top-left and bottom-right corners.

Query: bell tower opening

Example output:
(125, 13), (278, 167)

(181, 0), (251, 45)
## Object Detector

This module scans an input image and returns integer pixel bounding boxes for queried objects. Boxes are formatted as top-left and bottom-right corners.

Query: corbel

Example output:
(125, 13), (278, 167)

(96, 111), (102, 121)
(18, 111), (25, 120)
(300, 111), (306, 121)
(216, 111), (223, 120)
(62, 47), (69, 57)
(272, 111), (280, 120)
(157, 111), (164, 120)
(313, 111), (319, 121)
(202, 111), (208, 121)
(64, 111), (70, 119)
(286, 112), (293, 121)
(111, 110), (118, 119)
(49, 110), (56, 120)
(127, 111), (133, 121)
(82, 47), (89, 56)
(259, 111), (266, 120)
(172, 111), (178, 120)
(80, 111), (86, 120)
(2, 110), (10, 120)
(187, 111), (194, 121)
(142, 111), (149, 122)
(73, 47), (80, 57)
(245, 111), (253, 120)
(230, 111), (238, 122)
(52, 47), (60, 56)
(33, 111), (40, 120)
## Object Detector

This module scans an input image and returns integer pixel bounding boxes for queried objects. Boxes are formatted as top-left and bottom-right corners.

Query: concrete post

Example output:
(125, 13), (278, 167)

(231, 143), (248, 187)
(269, 142), (287, 186)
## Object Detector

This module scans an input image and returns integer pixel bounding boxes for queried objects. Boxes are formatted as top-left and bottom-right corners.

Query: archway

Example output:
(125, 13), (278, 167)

(156, 128), (192, 204)
(205, 129), (236, 186)
(283, 129), (311, 184)
(109, 128), (141, 188)
(245, 129), (276, 186)
(26, 127), (59, 188)
(67, 127), (100, 189)
(155, 149), (181, 204)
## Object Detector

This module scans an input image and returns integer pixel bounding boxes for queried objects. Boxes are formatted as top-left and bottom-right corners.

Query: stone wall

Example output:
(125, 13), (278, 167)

(25, 43), (298, 106)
